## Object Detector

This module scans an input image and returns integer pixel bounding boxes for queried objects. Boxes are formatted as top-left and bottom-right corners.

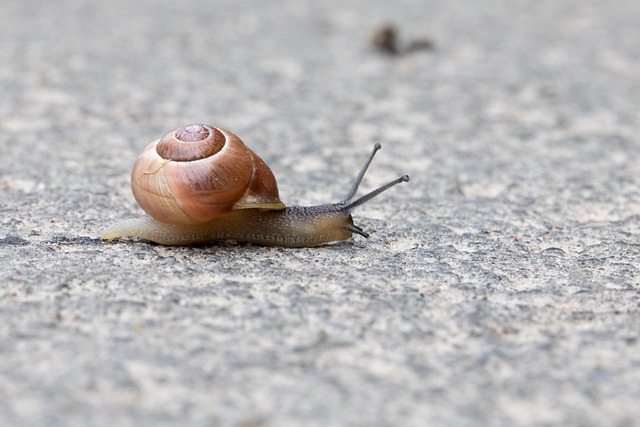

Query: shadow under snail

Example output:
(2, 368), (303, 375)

(99, 124), (409, 247)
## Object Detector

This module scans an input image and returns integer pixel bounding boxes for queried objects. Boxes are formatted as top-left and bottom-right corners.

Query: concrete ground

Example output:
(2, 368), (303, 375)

(1, 0), (639, 426)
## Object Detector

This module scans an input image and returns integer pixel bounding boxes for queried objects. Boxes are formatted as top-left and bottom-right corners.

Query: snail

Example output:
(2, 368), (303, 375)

(99, 124), (409, 247)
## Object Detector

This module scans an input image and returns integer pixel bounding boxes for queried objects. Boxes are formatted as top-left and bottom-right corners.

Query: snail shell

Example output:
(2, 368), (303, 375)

(131, 124), (285, 225)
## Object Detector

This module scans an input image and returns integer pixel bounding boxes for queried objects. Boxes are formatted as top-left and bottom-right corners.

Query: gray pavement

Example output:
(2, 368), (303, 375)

(1, 0), (640, 426)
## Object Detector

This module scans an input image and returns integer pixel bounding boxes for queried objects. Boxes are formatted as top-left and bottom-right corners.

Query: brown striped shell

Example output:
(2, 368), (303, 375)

(130, 124), (285, 225)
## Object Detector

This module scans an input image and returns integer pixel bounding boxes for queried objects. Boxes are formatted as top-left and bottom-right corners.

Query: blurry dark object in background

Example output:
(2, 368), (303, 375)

(371, 23), (434, 56)
(371, 24), (400, 55)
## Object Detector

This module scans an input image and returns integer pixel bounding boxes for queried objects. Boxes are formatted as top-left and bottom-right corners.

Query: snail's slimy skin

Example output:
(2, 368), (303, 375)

(99, 205), (356, 248)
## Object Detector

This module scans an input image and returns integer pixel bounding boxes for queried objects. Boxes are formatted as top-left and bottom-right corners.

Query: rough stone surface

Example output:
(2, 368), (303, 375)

(1, 0), (639, 426)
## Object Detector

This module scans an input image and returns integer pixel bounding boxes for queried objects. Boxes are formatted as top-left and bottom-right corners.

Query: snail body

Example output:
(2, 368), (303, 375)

(99, 124), (409, 247)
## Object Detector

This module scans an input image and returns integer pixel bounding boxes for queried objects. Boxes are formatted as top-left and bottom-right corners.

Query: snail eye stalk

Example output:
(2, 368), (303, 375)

(339, 144), (410, 212)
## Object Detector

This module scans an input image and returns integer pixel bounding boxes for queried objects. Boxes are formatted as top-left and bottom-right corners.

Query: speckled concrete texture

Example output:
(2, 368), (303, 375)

(1, 0), (640, 426)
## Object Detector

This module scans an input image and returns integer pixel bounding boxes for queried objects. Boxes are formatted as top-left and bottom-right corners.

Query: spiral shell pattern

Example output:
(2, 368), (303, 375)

(130, 124), (285, 224)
